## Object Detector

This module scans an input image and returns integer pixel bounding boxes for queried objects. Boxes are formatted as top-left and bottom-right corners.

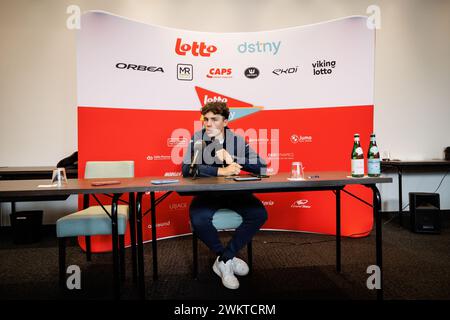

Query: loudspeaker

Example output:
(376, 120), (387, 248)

(409, 193), (441, 234)
(9, 210), (43, 244)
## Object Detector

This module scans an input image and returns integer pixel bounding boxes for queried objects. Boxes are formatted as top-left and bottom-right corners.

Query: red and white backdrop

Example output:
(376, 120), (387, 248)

(77, 11), (375, 252)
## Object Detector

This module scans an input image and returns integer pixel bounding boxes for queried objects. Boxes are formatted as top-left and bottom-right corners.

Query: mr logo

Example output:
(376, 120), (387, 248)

(366, 265), (381, 290)
(177, 64), (193, 81)
(66, 265), (81, 290)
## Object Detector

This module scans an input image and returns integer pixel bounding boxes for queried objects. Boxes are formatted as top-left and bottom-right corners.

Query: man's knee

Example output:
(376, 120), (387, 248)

(189, 208), (211, 229)
(258, 208), (268, 225)
(245, 206), (267, 225)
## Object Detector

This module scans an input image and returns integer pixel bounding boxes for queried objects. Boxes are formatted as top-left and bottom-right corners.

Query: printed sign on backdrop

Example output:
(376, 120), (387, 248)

(77, 11), (375, 252)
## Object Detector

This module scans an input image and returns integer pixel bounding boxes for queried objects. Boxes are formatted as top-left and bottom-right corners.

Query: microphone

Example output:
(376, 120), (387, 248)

(189, 140), (204, 178)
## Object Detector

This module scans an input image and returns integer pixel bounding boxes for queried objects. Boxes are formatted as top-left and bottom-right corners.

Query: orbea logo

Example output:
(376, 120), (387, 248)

(262, 200), (275, 206)
(116, 63), (164, 72)
(207, 68), (232, 78)
(238, 41), (281, 55)
(175, 38), (217, 57)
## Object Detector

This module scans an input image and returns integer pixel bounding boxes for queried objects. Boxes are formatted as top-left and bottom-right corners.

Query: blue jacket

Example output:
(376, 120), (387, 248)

(182, 127), (267, 177)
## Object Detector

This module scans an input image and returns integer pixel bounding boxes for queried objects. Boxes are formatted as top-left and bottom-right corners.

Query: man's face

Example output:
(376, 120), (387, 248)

(203, 111), (228, 138)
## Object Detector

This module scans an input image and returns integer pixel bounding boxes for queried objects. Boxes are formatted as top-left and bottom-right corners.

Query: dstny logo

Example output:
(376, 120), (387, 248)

(116, 63), (164, 72)
(238, 41), (281, 55)
(175, 38), (217, 57)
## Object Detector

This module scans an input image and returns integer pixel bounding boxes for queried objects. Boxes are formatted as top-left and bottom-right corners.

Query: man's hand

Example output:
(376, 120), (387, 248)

(215, 149), (234, 165)
(218, 162), (242, 176)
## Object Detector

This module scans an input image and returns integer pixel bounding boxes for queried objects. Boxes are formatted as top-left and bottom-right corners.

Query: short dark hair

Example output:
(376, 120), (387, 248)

(201, 102), (229, 120)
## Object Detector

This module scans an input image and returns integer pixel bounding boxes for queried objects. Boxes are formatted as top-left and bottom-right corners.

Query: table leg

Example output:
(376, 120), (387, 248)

(128, 192), (138, 283)
(335, 188), (341, 273)
(111, 193), (122, 300)
(136, 192), (145, 299)
(151, 191), (158, 280)
(369, 184), (383, 300)
(398, 168), (403, 226)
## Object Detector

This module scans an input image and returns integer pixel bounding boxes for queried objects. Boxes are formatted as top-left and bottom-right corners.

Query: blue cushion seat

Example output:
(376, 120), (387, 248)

(212, 209), (243, 230)
(56, 205), (128, 238)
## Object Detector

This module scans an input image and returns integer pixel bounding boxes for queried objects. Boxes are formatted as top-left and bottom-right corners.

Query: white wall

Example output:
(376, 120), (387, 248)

(1, 0), (449, 224)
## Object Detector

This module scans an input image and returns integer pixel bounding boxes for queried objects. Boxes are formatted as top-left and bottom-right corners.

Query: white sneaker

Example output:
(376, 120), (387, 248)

(232, 257), (249, 276)
(213, 257), (239, 289)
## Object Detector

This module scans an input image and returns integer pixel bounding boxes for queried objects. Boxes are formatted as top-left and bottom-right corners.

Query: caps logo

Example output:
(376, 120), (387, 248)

(207, 68), (232, 78)
(175, 38), (217, 57)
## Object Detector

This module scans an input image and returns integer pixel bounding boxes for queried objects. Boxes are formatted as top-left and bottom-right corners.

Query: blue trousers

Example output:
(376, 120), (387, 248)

(190, 193), (268, 260)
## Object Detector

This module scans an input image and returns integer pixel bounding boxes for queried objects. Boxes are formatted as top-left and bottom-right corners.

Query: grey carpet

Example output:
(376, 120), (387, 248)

(0, 215), (449, 300)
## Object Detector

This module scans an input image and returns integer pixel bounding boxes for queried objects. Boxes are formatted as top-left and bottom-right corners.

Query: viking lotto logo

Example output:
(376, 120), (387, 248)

(312, 59), (336, 75)
(175, 38), (217, 57)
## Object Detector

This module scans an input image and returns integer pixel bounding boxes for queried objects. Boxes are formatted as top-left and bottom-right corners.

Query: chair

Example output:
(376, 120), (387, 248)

(192, 208), (253, 278)
(56, 161), (134, 289)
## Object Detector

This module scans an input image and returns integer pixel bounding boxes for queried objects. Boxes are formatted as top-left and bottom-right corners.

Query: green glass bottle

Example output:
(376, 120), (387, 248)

(351, 134), (364, 178)
(367, 133), (381, 177)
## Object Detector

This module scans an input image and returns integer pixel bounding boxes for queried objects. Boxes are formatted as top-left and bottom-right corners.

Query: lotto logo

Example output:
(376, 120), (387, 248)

(175, 38), (217, 57)
(203, 95), (227, 105)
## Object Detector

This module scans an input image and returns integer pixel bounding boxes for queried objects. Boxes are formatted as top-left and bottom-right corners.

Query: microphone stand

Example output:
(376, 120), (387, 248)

(191, 164), (199, 180)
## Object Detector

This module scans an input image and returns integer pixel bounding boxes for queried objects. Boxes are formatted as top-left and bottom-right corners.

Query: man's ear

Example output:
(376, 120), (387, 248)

(223, 118), (229, 126)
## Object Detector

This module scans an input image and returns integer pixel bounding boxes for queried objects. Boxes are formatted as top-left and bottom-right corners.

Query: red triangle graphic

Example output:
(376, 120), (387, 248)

(195, 86), (253, 108)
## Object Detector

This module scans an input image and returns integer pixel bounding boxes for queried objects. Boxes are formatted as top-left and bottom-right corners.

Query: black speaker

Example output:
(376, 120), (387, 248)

(409, 193), (441, 234)
(9, 210), (43, 244)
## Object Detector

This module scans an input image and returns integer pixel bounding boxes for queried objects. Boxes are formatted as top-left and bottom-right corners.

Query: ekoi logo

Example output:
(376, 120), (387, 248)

(175, 38), (217, 57)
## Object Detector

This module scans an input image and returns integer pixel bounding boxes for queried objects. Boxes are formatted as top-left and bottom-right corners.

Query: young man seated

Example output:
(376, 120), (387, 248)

(182, 102), (268, 289)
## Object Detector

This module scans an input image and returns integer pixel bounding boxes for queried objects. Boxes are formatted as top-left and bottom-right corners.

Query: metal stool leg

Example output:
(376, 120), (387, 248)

(193, 232), (198, 279)
(119, 235), (126, 281)
(85, 236), (91, 262)
(247, 241), (253, 274)
(58, 237), (66, 289)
